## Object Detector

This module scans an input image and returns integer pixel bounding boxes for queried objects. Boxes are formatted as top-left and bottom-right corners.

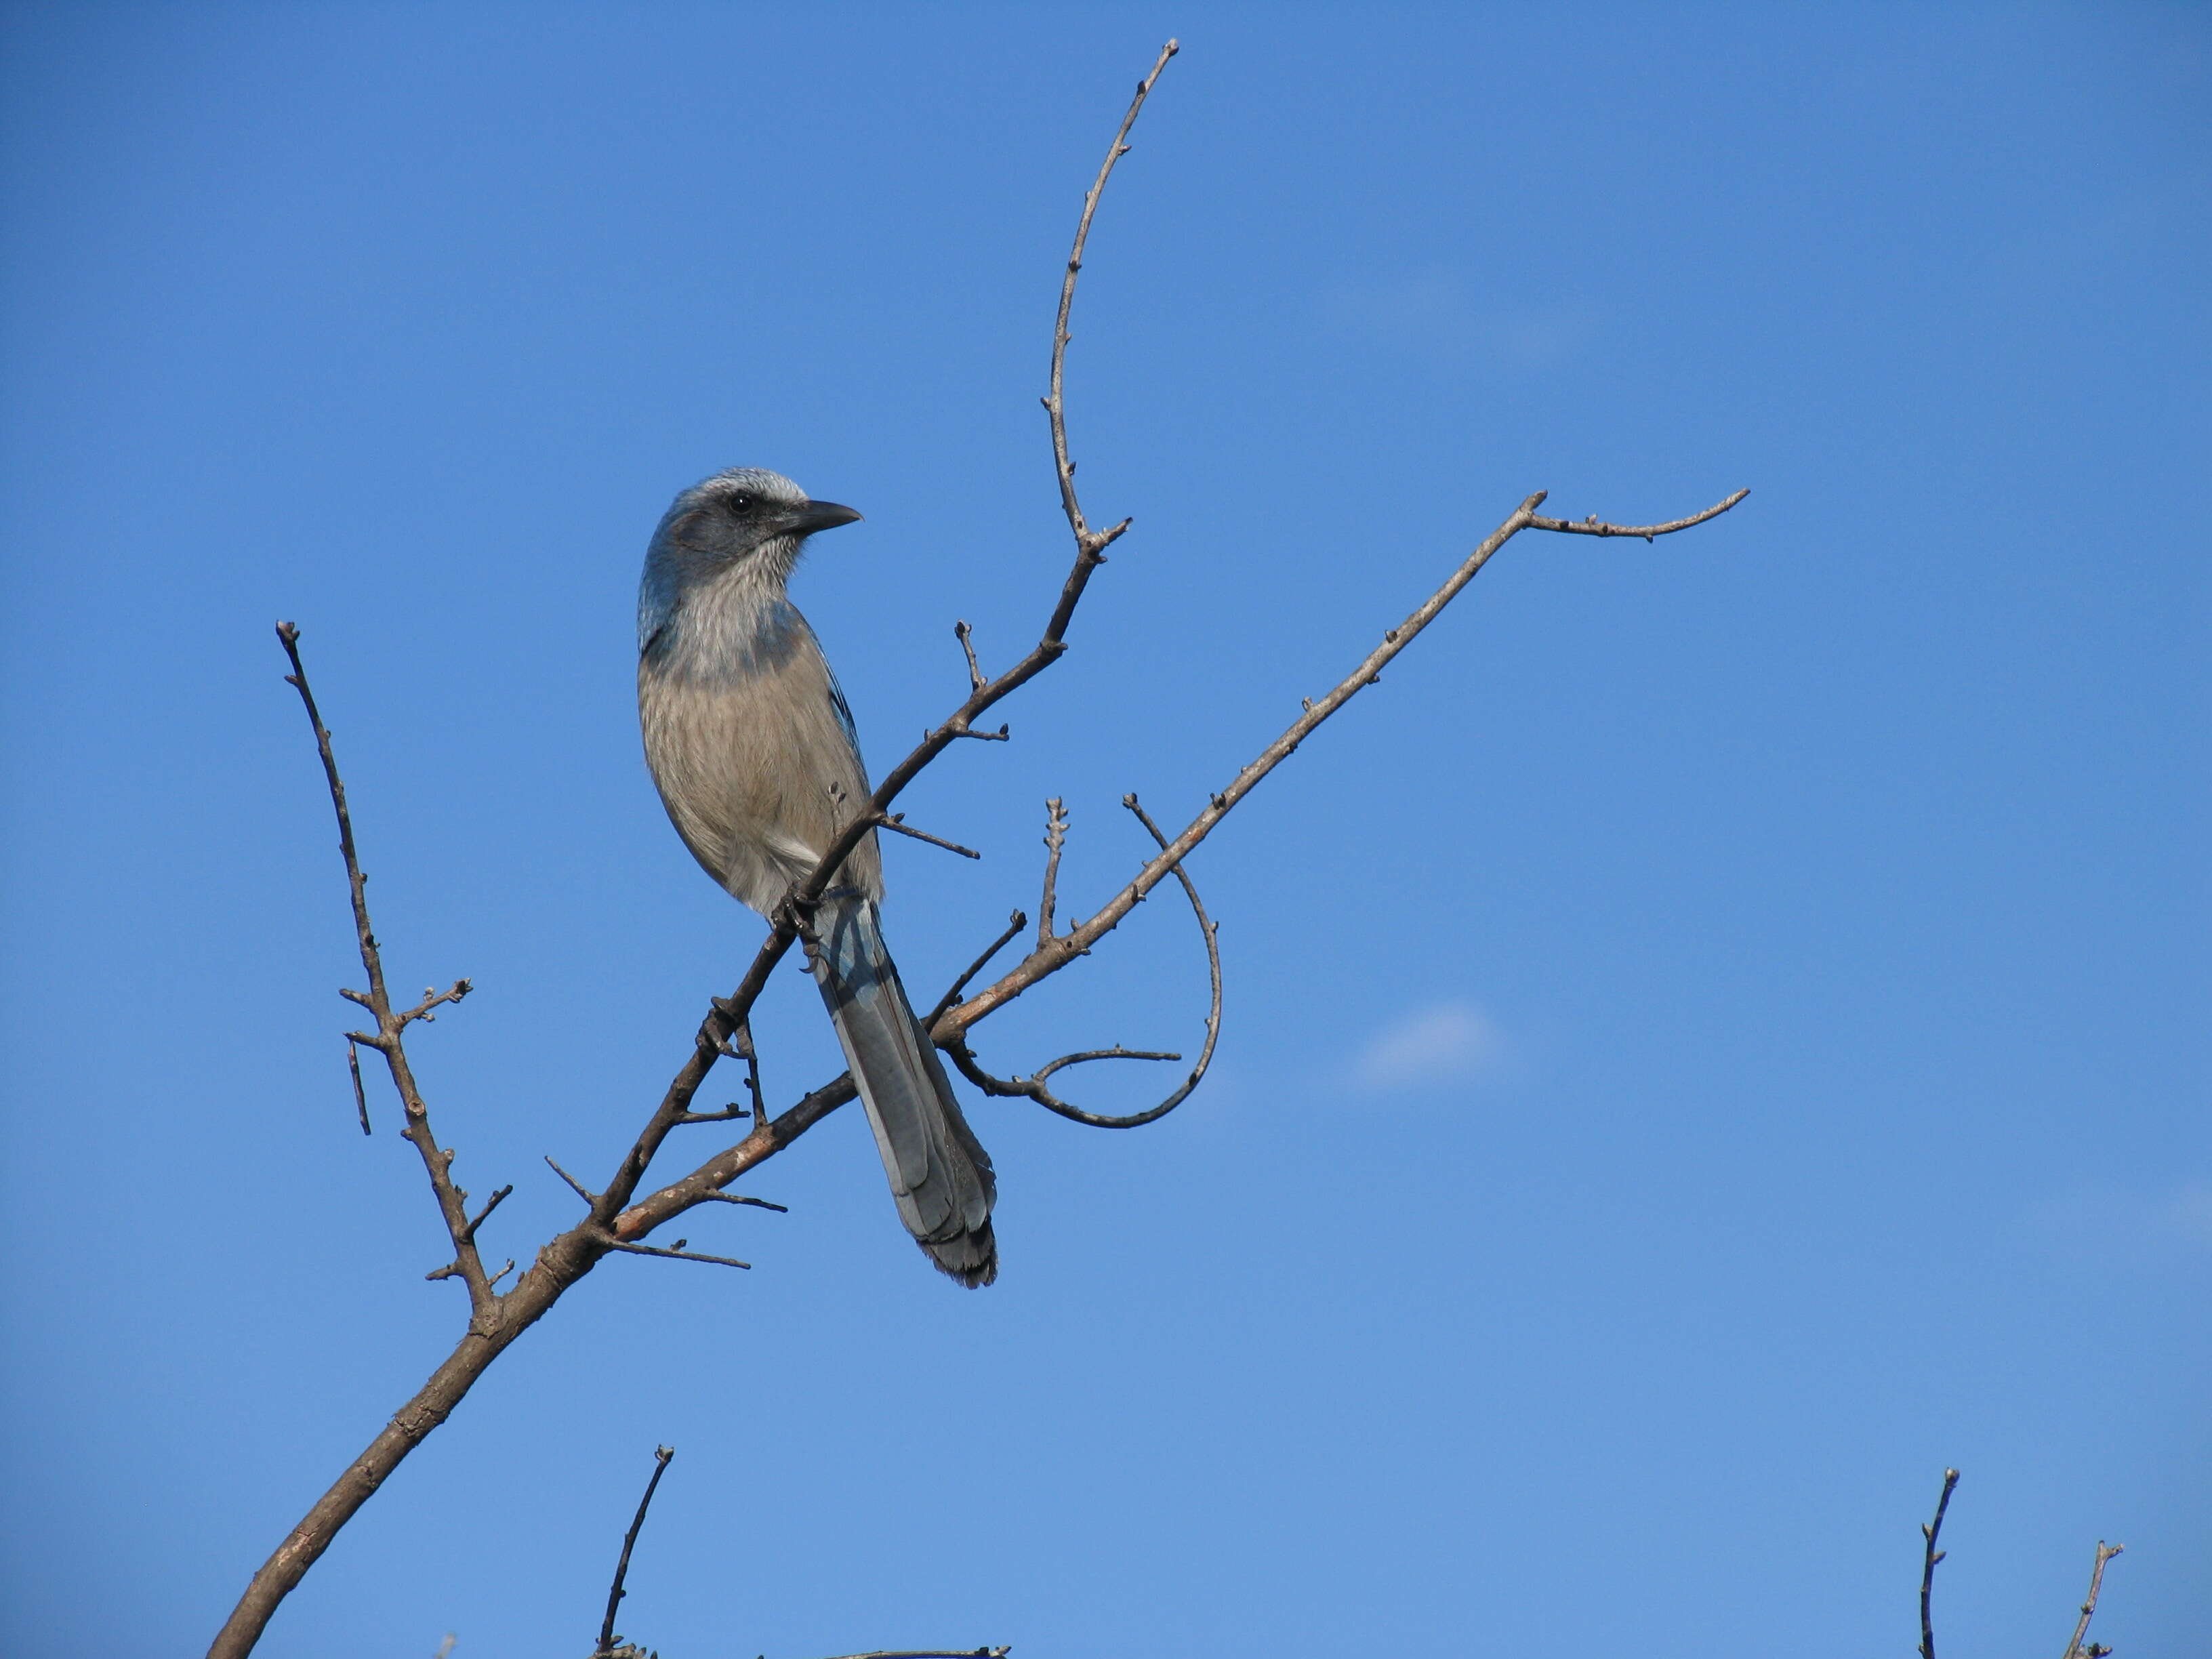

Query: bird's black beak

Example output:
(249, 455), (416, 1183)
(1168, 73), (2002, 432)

(790, 499), (863, 536)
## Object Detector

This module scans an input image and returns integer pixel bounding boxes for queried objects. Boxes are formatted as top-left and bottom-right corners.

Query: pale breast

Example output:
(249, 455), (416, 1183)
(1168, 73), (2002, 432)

(638, 611), (882, 916)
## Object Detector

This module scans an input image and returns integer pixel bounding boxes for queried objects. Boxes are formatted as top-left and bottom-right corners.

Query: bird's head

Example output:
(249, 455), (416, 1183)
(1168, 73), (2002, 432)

(653, 466), (863, 570)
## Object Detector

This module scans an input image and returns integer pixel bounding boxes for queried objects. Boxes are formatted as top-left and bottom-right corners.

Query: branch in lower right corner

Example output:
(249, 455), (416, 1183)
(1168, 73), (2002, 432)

(2061, 1540), (2125, 1659)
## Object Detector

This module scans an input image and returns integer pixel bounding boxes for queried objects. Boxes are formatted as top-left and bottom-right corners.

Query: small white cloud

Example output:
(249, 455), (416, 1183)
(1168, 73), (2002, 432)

(1351, 1000), (1507, 1091)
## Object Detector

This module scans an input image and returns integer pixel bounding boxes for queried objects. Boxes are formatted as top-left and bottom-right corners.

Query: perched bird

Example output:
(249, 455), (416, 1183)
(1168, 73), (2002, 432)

(637, 466), (997, 1286)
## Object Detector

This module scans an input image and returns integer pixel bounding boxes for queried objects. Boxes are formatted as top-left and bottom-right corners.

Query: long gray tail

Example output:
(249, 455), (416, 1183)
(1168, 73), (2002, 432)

(813, 890), (998, 1286)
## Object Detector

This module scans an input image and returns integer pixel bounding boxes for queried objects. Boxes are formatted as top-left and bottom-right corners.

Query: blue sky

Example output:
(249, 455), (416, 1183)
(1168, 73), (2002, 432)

(2, 4), (2205, 1656)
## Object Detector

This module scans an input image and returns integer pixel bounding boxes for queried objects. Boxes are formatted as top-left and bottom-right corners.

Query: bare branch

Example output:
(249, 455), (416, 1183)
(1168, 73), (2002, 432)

(954, 619), (986, 693)
(2061, 1541), (2125, 1659)
(545, 1156), (598, 1208)
(695, 1191), (789, 1214)
(462, 1184), (512, 1246)
(924, 909), (1030, 1029)
(212, 56), (1191, 1654)
(1526, 488), (1750, 541)
(1919, 1467), (1959, 1659)
(606, 1240), (751, 1271)
(1046, 38), (1179, 571)
(943, 793), (1221, 1129)
(274, 623), (495, 1314)
(1036, 798), (1069, 947)
(942, 485), (1746, 1038)
(396, 979), (472, 1029)
(879, 813), (982, 861)
(346, 1040), (371, 1136)
(595, 1445), (674, 1659)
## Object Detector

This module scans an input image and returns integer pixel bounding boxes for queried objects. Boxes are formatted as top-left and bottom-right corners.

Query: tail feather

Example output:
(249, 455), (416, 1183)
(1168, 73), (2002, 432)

(814, 892), (998, 1286)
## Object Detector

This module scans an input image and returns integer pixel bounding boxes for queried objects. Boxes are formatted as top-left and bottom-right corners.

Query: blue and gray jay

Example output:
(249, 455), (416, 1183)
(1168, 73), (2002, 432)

(638, 466), (998, 1286)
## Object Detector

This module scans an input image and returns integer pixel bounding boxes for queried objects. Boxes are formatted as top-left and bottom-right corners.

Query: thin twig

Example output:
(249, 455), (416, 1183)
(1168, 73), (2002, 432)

(924, 909), (1030, 1028)
(1919, 1467), (1959, 1659)
(1044, 39), (1179, 574)
(1525, 489), (1750, 542)
(2060, 1541), (2125, 1659)
(346, 1040), (371, 1136)
(880, 813), (982, 861)
(461, 1185), (512, 1246)
(695, 1191), (789, 1213)
(546, 1156), (598, 1207)
(595, 1445), (675, 1659)
(606, 1240), (751, 1270)
(1036, 798), (1069, 947)
(954, 620), (986, 693)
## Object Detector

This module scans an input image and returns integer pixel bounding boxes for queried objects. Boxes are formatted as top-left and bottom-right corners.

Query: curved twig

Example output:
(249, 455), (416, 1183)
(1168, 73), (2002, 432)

(1525, 489), (1749, 542)
(595, 1445), (674, 1659)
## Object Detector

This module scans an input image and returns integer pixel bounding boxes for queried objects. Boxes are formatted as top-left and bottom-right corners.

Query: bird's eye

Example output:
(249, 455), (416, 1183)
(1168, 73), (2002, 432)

(726, 491), (756, 515)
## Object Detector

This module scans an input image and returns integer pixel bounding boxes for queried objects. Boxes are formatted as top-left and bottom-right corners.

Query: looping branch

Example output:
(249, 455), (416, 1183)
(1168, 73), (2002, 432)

(942, 792), (1221, 1129)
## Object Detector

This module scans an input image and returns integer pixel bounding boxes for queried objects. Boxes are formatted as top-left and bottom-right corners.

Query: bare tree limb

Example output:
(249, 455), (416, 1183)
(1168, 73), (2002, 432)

(953, 620), (987, 693)
(944, 792), (1223, 1128)
(214, 43), (1749, 1657)
(1526, 489), (1750, 541)
(2060, 1541), (2125, 1659)
(937, 483), (1748, 1041)
(594, 1445), (674, 1659)
(1919, 1467), (1959, 1659)
(924, 909), (1030, 1029)
(276, 623), (496, 1315)
(1035, 798), (1069, 947)
(878, 813), (982, 861)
